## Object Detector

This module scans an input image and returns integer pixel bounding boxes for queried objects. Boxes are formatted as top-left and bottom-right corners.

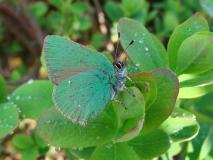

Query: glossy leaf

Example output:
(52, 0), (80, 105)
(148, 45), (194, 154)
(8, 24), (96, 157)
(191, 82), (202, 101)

(128, 72), (157, 109)
(113, 87), (145, 142)
(167, 143), (182, 159)
(90, 143), (140, 160)
(180, 74), (213, 88)
(151, 34), (169, 67)
(118, 18), (167, 72)
(11, 80), (53, 119)
(128, 129), (171, 159)
(161, 108), (199, 143)
(36, 106), (118, 148)
(193, 93), (213, 120)
(179, 83), (213, 99)
(188, 122), (212, 159)
(67, 147), (95, 159)
(143, 68), (179, 132)
(176, 32), (213, 75)
(0, 102), (19, 138)
(199, 126), (213, 159)
(0, 75), (8, 103)
(167, 13), (209, 70)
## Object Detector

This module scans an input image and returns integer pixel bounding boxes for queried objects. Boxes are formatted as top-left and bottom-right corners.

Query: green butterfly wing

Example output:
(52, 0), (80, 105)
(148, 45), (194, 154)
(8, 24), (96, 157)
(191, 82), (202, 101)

(43, 35), (115, 84)
(53, 69), (116, 125)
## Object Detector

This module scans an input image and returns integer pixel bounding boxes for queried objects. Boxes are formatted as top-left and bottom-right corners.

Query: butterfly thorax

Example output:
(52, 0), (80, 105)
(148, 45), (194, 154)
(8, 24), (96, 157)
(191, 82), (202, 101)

(111, 61), (127, 99)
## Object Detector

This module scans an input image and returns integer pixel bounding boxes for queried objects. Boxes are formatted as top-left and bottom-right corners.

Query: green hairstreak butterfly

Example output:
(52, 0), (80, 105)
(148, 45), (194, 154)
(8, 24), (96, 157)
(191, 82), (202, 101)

(43, 35), (130, 126)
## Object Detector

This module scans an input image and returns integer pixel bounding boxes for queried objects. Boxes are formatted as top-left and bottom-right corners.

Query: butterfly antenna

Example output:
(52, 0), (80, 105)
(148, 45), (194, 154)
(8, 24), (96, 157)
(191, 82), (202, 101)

(115, 32), (120, 59)
(124, 40), (135, 51)
(123, 39), (135, 64)
(116, 33), (140, 71)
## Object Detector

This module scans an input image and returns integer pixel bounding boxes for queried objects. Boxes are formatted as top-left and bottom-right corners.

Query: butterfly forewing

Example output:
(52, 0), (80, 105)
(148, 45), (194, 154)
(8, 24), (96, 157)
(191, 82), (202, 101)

(43, 35), (115, 84)
(53, 69), (116, 125)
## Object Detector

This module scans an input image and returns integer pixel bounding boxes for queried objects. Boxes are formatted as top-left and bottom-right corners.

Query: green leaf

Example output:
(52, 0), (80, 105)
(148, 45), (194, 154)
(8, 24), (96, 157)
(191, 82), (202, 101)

(176, 32), (213, 75)
(29, 1), (48, 17)
(121, 0), (148, 18)
(114, 87), (145, 121)
(188, 122), (212, 159)
(128, 129), (171, 159)
(200, 0), (213, 17)
(75, 16), (92, 31)
(163, 11), (179, 32)
(180, 74), (213, 88)
(128, 72), (157, 109)
(192, 93), (213, 120)
(67, 147), (95, 159)
(0, 102), (19, 138)
(49, 0), (60, 8)
(179, 83), (213, 99)
(167, 13), (209, 70)
(118, 18), (167, 72)
(161, 108), (199, 143)
(36, 106), (118, 148)
(10, 69), (21, 81)
(199, 126), (213, 159)
(151, 34), (169, 67)
(113, 87), (145, 142)
(104, 1), (124, 22)
(45, 11), (63, 32)
(32, 131), (48, 149)
(143, 68), (179, 132)
(0, 75), (8, 103)
(167, 143), (182, 158)
(90, 143), (140, 160)
(70, 2), (90, 16)
(11, 80), (53, 119)
(21, 146), (39, 160)
(91, 32), (105, 50)
(12, 133), (34, 150)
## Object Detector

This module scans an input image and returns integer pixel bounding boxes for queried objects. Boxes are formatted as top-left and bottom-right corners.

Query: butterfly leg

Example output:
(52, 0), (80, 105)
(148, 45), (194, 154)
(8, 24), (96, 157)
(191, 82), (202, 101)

(126, 75), (132, 82)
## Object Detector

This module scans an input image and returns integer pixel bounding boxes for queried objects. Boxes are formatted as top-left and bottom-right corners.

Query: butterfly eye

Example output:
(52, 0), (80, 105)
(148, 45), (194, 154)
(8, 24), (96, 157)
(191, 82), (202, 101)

(115, 62), (123, 69)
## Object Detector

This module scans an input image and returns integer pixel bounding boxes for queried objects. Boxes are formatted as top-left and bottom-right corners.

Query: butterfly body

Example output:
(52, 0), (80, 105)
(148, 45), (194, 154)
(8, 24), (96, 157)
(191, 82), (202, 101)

(43, 35), (127, 125)
(112, 60), (128, 99)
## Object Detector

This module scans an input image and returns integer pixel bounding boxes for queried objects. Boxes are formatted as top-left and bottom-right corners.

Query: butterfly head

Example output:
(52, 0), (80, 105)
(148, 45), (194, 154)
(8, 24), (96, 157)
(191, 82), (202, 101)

(113, 52), (127, 71)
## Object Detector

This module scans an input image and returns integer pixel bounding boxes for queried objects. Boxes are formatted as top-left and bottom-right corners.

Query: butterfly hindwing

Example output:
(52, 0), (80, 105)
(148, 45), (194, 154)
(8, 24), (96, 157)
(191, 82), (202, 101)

(43, 35), (115, 84)
(53, 69), (116, 125)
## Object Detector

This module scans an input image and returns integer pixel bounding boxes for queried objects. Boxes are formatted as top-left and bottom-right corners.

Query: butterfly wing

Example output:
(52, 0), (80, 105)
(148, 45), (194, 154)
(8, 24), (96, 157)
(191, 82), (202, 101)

(53, 69), (116, 125)
(43, 35), (115, 84)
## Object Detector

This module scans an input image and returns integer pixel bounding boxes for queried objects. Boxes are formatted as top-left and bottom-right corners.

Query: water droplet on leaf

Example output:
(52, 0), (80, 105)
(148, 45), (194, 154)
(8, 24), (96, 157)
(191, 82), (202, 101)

(16, 96), (20, 100)
(139, 40), (143, 43)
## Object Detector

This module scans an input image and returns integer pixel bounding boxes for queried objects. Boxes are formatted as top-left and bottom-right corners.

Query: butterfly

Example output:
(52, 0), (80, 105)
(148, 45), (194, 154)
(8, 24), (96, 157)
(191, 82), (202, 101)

(43, 35), (130, 126)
